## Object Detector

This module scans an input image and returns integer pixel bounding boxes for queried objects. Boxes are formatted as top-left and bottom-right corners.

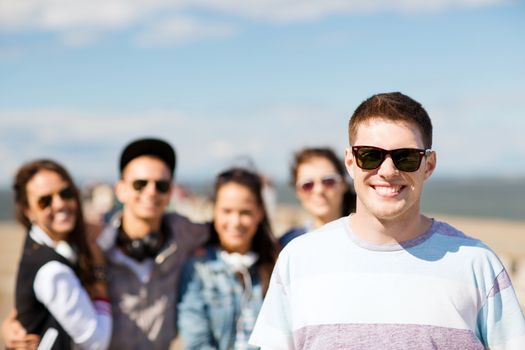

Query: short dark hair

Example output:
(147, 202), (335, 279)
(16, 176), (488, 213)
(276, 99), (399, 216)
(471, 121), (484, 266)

(349, 92), (433, 149)
(119, 138), (176, 177)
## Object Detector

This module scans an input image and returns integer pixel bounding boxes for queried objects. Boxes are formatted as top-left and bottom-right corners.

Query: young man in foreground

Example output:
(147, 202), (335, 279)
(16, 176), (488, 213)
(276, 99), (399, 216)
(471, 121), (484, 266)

(249, 92), (525, 349)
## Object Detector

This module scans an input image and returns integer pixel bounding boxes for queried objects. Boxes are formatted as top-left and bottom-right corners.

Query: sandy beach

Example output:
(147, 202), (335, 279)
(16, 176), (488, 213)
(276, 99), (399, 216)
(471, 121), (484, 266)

(1, 211), (524, 346)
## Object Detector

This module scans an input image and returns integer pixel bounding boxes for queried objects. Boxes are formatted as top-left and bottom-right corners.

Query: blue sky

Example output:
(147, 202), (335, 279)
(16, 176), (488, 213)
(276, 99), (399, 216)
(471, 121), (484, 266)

(1, 0), (524, 187)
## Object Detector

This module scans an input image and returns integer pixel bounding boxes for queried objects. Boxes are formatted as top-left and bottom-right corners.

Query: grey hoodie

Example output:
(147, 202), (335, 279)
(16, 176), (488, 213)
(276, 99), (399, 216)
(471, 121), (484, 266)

(97, 212), (209, 350)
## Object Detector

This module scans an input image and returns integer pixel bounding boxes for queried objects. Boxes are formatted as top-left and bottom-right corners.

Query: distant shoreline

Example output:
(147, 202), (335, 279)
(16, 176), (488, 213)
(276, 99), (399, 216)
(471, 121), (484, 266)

(1, 177), (524, 221)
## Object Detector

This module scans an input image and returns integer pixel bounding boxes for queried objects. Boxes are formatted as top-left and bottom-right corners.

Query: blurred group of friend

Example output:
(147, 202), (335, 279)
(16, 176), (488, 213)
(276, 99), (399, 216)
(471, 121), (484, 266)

(3, 91), (525, 350)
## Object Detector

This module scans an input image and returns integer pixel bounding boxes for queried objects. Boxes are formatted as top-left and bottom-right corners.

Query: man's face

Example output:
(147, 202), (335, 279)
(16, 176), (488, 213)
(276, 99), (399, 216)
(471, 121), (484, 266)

(345, 118), (436, 223)
(116, 156), (173, 223)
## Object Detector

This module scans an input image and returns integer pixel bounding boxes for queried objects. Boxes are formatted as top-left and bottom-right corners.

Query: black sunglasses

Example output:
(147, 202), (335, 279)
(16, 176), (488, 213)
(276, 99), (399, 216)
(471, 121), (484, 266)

(37, 186), (75, 210)
(132, 179), (171, 194)
(297, 174), (341, 193)
(352, 146), (432, 172)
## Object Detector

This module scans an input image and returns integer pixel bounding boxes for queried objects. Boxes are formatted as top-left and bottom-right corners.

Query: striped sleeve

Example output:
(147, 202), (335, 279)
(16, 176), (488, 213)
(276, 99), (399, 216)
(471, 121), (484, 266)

(477, 267), (525, 350)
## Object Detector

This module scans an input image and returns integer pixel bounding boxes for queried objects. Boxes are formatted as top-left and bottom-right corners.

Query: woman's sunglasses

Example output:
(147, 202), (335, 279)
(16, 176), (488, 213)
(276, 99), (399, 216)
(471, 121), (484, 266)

(352, 146), (432, 172)
(297, 174), (341, 193)
(132, 179), (171, 194)
(37, 186), (75, 210)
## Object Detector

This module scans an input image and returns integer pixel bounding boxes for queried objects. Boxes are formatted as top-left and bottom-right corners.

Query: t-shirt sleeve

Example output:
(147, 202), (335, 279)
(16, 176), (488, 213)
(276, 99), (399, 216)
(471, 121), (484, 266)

(249, 254), (295, 350)
(476, 267), (525, 349)
(34, 261), (112, 350)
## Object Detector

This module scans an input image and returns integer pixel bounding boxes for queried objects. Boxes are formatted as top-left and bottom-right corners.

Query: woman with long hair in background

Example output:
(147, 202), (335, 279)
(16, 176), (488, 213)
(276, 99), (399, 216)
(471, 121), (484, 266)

(280, 147), (356, 247)
(177, 167), (279, 350)
(5, 159), (111, 350)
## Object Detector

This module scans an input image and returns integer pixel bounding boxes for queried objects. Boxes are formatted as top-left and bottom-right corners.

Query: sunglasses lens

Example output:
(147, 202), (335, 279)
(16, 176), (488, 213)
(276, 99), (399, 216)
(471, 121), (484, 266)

(155, 181), (171, 193)
(299, 176), (340, 193)
(59, 187), (75, 200)
(356, 147), (384, 170)
(320, 177), (337, 188)
(392, 149), (423, 172)
(36, 186), (74, 210)
(132, 179), (148, 191)
(37, 195), (53, 210)
(132, 179), (170, 193)
(300, 181), (315, 192)
(353, 146), (427, 172)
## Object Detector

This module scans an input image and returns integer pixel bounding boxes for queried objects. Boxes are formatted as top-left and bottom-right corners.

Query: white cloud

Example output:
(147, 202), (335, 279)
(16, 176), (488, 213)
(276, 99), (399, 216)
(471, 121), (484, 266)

(200, 0), (508, 20)
(0, 105), (347, 185)
(0, 0), (150, 30)
(134, 16), (237, 47)
(60, 30), (102, 46)
(0, 90), (523, 187)
(0, 0), (507, 46)
(208, 140), (236, 158)
(0, 109), (191, 184)
(0, 109), (191, 141)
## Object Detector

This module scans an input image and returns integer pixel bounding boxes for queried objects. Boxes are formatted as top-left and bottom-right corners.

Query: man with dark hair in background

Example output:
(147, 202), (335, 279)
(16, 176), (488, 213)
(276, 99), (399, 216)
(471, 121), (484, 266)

(98, 137), (209, 349)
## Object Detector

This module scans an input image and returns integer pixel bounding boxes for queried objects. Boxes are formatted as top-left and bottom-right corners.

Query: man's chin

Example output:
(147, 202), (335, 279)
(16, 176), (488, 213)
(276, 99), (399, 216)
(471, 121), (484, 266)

(368, 204), (408, 221)
(137, 211), (164, 221)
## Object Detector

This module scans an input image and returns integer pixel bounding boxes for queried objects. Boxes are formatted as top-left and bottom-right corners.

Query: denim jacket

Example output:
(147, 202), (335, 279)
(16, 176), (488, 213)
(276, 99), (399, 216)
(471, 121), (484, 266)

(177, 246), (263, 350)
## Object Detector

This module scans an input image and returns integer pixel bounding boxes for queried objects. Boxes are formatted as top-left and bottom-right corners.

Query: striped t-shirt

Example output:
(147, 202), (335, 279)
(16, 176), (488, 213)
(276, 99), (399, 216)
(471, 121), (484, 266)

(249, 217), (525, 349)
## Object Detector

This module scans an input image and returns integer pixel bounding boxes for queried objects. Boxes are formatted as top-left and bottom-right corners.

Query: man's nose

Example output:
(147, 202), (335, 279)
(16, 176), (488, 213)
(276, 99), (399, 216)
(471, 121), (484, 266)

(377, 155), (398, 176)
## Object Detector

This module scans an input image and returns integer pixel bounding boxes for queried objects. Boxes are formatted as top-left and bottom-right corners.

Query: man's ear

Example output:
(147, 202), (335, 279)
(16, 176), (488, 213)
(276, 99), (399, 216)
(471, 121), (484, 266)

(423, 151), (437, 180)
(115, 180), (127, 204)
(344, 148), (355, 180)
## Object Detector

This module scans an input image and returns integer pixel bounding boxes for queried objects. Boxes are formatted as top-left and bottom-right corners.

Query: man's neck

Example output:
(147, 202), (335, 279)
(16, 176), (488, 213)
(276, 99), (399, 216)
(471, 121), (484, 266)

(349, 210), (432, 245)
(121, 210), (163, 239)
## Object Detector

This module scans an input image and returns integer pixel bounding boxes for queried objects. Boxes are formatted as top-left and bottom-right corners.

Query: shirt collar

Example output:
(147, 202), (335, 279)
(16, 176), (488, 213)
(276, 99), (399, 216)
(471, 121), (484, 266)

(29, 224), (78, 263)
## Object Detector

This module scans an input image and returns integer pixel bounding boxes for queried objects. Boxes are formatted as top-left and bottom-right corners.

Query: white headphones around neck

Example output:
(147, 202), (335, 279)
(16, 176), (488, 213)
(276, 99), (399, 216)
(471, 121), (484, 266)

(219, 250), (258, 273)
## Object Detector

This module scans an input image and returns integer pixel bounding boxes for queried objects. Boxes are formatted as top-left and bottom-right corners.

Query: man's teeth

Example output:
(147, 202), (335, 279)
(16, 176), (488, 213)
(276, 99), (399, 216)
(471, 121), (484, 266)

(374, 186), (401, 195)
